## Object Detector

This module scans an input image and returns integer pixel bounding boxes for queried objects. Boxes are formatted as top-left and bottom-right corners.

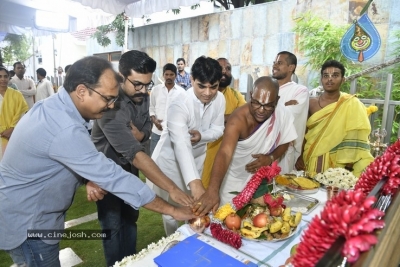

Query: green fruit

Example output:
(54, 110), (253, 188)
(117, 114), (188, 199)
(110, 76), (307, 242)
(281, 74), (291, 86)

(290, 244), (299, 256)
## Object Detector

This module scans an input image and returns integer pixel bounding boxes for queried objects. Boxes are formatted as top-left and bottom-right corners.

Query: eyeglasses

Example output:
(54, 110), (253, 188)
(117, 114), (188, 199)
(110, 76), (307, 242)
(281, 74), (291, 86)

(250, 96), (276, 111)
(86, 86), (118, 106)
(125, 78), (154, 91)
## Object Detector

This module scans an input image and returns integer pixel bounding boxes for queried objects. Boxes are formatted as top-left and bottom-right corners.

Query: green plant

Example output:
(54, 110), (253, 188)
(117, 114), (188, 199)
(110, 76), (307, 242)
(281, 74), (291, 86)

(1, 33), (32, 66)
(92, 12), (134, 47)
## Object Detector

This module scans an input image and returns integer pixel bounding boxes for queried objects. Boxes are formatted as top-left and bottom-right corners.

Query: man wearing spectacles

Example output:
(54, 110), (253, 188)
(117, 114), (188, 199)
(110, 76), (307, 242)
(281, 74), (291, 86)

(152, 56), (225, 235)
(193, 76), (297, 214)
(0, 56), (195, 267)
(272, 51), (309, 173)
(90, 50), (193, 266)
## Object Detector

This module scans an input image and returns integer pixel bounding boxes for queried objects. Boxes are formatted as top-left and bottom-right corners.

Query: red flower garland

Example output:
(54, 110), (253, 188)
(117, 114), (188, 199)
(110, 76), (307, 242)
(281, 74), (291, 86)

(355, 139), (400, 195)
(263, 193), (284, 208)
(210, 223), (242, 249)
(232, 161), (281, 210)
(293, 190), (385, 266)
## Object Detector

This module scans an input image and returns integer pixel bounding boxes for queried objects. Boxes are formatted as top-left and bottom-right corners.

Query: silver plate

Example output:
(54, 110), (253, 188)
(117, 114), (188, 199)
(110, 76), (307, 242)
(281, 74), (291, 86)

(276, 190), (320, 215)
(280, 185), (320, 194)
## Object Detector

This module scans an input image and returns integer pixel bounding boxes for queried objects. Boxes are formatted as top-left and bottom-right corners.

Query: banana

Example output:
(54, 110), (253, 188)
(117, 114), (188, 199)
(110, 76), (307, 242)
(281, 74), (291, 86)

(294, 212), (302, 226)
(269, 220), (283, 233)
(289, 215), (297, 227)
(282, 207), (291, 222)
(280, 222), (290, 234)
(240, 228), (262, 239)
(243, 221), (268, 233)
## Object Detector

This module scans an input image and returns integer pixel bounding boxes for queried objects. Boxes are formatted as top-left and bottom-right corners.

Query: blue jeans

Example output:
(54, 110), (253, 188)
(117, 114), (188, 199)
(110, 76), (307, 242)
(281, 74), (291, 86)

(6, 239), (60, 267)
(96, 163), (139, 267)
(150, 132), (161, 156)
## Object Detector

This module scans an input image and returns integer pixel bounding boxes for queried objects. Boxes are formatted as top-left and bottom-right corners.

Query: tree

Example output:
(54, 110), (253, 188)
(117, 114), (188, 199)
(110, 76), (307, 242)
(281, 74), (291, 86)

(0, 33), (32, 66)
(92, 12), (134, 47)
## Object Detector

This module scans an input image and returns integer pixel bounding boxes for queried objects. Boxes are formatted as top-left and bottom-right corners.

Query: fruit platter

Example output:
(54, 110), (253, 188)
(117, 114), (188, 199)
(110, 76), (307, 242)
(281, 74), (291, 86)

(275, 174), (320, 194)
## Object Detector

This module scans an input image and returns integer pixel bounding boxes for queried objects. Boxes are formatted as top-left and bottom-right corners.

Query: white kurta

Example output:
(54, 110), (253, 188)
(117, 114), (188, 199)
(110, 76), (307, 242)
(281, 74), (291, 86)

(149, 83), (186, 135)
(277, 82), (309, 173)
(219, 104), (297, 205)
(10, 76), (36, 109)
(151, 88), (225, 201)
(35, 79), (54, 102)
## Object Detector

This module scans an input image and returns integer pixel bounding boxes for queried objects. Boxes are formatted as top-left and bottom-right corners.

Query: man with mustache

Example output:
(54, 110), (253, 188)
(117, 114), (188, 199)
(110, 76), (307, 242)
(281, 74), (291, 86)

(151, 56), (225, 235)
(201, 58), (246, 188)
(272, 51), (309, 173)
(149, 63), (186, 155)
(90, 50), (193, 266)
(175, 58), (191, 90)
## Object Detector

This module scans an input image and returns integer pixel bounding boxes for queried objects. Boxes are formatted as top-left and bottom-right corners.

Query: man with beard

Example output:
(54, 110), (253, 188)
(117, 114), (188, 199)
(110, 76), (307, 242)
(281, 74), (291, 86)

(11, 62), (36, 109)
(201, 58), (246, 188)
(151, 56), (225, 235)
(149, 63), (185, 155)
(175, 58), (191, 90)
(193, 76), (297, 213)
(90, 50), (193, 266)
(272, 51), (309, 173)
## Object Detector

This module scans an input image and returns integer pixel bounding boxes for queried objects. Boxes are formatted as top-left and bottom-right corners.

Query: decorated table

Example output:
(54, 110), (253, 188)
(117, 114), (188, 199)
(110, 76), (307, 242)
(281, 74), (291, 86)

(115, 139), (400, 267)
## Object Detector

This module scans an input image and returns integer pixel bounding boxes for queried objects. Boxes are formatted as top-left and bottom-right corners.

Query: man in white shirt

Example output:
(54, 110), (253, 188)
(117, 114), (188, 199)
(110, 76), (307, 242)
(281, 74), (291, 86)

(272, 51), (309, 173)
(151, 56), (225, 235)
(11, 62), (36, 108)
(149, 63), (186, 155)
(35, 68), (54, 102)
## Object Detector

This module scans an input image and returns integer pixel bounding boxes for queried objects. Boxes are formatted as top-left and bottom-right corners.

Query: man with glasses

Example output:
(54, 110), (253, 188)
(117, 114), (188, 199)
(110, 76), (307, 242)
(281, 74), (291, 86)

(0, 56), (195, 267)
(90, 50), (193, 266)
(152, 56), (225, 235)
(272, 51), (309, 173)
(194, 76), (297, 213)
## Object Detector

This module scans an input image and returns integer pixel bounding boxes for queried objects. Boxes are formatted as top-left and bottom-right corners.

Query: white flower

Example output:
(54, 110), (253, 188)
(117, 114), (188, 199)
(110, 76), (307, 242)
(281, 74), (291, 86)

(314, 168), (357, 189)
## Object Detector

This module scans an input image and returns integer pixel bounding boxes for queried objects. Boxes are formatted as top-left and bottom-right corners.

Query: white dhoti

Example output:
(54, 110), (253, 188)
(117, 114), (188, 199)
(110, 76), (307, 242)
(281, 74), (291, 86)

(219, 104), (297, 205)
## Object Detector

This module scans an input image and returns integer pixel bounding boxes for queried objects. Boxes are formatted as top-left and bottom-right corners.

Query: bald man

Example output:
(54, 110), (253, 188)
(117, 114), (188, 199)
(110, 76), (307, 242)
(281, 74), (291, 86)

(194, 76), (297, 214)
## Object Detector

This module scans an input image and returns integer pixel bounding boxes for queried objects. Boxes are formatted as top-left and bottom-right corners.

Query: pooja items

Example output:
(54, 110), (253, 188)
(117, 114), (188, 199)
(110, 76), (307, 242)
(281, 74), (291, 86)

(278, 190), (319, 215)
(314, 168), (358, 190)
(275, 174), (320, 194)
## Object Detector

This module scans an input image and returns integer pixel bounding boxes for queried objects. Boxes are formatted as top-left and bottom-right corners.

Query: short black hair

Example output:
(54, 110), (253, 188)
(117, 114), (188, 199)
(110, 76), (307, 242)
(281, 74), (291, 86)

(176, 58), (186, 64)
(9, 70), (15, 77)
(13, 62), (24, 69)
(277, 51), (297, 73)
(191, 56), (222, 85)
(163, 63), (177, 75)
(119, 50), (156, 78)
(65, 64), (72, 73)
(321, 60), (345, 77)
(36, 68), (46, 77)
(64, 56), (119, 93)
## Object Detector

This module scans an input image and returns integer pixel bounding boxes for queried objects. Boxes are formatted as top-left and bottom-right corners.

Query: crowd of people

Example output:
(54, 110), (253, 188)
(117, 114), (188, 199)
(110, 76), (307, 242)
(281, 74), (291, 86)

(0, 50), (374, 266)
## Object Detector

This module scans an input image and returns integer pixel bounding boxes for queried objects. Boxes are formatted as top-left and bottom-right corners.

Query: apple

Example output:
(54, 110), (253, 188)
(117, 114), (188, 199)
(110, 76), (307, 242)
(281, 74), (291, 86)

(224, 213), (241, 230)
(252, 213), (269, 228)
(290, 244), (299, 256)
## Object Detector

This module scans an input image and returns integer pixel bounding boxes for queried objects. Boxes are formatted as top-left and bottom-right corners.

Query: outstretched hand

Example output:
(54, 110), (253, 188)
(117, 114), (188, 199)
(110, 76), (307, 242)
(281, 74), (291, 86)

(191, 189), (220, 216)
(189, 130), (201, 145)
(172, 205), (197, 221)
(295, 156), (305, 171)
(169, 186), (194, 207)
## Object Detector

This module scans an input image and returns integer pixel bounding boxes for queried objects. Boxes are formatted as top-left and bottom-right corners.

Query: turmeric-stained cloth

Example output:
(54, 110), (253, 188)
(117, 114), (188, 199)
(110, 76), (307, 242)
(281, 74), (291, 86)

(304, 93), (373, 177)
(0, 88), (29, 157)
(201, 87), (246, 188)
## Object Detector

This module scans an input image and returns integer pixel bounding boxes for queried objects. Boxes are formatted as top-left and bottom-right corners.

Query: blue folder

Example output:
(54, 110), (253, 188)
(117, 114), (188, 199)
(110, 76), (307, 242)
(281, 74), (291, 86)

(154, 234), (258, 267)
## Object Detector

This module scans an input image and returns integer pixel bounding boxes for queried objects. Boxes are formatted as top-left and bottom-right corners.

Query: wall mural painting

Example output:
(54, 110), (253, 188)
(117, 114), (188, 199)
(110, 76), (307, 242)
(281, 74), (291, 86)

(341, 0), (381, 63)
